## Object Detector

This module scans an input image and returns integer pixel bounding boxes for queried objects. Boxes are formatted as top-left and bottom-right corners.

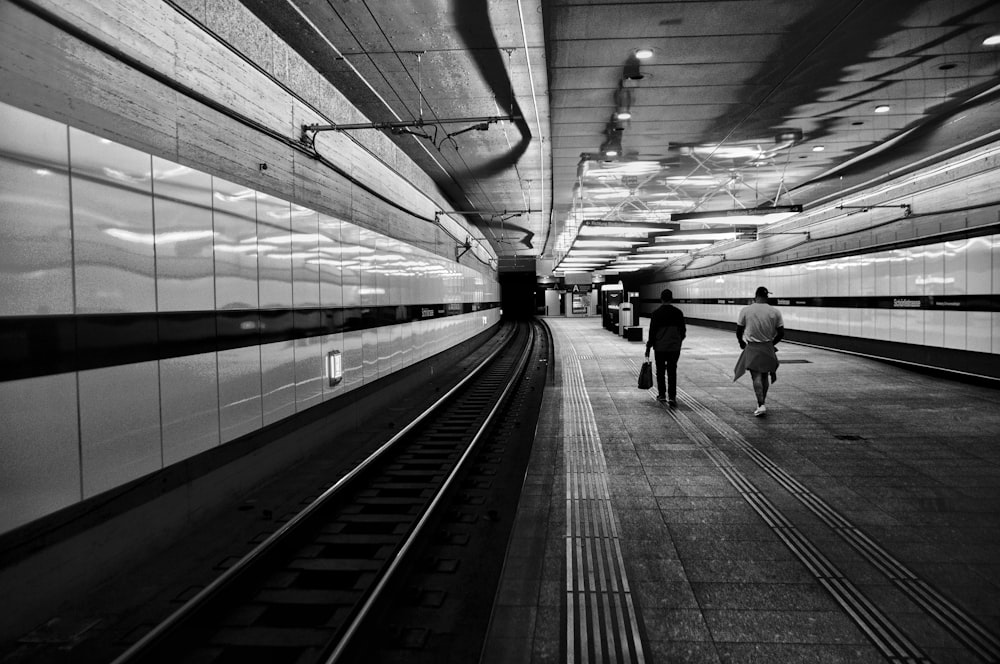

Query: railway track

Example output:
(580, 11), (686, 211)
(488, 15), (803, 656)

(111, 320), (542, 664)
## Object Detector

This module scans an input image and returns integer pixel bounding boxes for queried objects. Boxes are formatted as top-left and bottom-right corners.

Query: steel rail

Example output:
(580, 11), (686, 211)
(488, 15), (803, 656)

(324, 321), (538, 662)
(109, 325), (519, 664)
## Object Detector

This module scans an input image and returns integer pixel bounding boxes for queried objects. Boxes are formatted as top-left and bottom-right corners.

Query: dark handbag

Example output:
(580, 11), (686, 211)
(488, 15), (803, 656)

(637, 360), (653, 389)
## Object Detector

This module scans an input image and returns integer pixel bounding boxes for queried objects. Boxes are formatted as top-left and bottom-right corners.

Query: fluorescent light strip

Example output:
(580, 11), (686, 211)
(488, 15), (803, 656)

(651, 241), (713, 250)
(656, 232), (739, 241)
(629, 252), (686, 259)
(573, 240), (641, 248)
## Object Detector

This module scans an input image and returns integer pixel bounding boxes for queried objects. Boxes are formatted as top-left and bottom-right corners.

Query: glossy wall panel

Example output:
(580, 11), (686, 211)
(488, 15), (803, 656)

(261, 340), (296, 426)
(377, 325), (391, 377)
(218, 345), (263, 443)
(922, 243), (945, 296)
(318, 214), (343, 310)
(291, 205), (320, 309)
(160, 352), (220, 465)
(294, 335), (323, 412)
(994, 312), (1000, 354)
(0, 105), (500, 537)
(70, 129), (156, 313)
(0, 103), (73, 316)
(78, 362), (162, 498)
(213, 178), (260, 309)
(153, 158), (215, 311)
(341, 330), (364, 393)
(362, 328), (378, 384)
(645, 230), (999, 361)
(967, 236), (992, 294)
(257, 193), (293, 309)
(0, 374), (80, 533)
(341, 221), (361, 308)
(359, 227), (378, 308)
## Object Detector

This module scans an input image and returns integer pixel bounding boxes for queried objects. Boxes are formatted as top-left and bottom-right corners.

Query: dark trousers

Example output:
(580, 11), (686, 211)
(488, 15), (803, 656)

(654, 349), (681, 400)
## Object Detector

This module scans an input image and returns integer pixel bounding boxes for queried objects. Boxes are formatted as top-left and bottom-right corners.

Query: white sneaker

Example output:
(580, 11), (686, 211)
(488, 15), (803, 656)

(753, 405), (767, 417)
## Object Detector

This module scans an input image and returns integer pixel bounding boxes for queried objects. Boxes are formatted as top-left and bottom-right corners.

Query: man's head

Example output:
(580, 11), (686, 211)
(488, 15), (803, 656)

(754, 286), (770, 300)
(660, 288), (673, 303)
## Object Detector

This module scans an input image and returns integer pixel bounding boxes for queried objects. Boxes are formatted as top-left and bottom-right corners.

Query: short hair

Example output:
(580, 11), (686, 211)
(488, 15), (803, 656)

(755, 286), (770, 298)
(660, 288), (673, 302)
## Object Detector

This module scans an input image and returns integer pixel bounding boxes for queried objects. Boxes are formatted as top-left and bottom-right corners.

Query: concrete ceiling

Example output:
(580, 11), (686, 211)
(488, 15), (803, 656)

(239, 0), (1000, 273)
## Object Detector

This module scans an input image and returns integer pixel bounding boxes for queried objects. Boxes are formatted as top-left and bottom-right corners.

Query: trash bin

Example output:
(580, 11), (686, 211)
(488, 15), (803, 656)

(618, 303), (633, 336)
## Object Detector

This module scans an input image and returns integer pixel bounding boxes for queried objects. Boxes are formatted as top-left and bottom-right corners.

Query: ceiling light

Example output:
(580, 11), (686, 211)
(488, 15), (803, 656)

(634, 48), (654, 59)
(610, 256), (660, 264)
(983, 35), (1000, 46)
(600, 133), (622, 158)
(874, 105), (891, 113)
(573, 239), (638, 248)
(588, 190), (629, 200)
(650, 241), (712, 250)
(671, 205), (802, 225)
(627, 252), (686, 260)
(659, 175), (720, 186)
(567, 252), (625, 258)
(581, 220), (677, 233)
(812, 146), (825, 152)
(601, 160), (662, 175)
(693, 144), (764, 160)
(651, 231), (739, 241)
(615, 110), (632, 120)
(577, 226), (662, 236)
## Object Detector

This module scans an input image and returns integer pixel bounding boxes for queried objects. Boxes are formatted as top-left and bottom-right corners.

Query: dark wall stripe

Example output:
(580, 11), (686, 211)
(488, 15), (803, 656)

(636, 294), (1000, 312)
(0, 302), (500, 382)
(686, 317), (1000, 381)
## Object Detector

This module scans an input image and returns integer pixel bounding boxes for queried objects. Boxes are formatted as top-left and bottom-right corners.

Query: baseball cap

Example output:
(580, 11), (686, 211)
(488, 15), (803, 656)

(755, 286), (771, 298)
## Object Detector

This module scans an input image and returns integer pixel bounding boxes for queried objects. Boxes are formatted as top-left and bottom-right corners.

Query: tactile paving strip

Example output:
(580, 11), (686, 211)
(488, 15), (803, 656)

(563, 353), (647, 663)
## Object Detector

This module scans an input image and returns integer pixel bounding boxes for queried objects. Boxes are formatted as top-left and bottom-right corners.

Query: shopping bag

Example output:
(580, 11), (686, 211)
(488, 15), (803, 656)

(637, 360), (653, 389)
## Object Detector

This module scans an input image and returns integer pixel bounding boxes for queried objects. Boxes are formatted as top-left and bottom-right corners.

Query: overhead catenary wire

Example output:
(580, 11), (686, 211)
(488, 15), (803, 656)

(349, 0), (513, 225)
(15, 0), (497, 269)
(286, 0), (496, 264)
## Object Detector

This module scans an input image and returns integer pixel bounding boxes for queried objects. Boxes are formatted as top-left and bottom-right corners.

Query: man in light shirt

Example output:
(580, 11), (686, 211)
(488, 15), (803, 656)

(734, 286), (784, 416)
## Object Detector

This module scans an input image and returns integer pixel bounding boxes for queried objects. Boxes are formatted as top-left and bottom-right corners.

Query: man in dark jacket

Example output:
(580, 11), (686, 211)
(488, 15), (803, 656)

(644, 288), (686, 406)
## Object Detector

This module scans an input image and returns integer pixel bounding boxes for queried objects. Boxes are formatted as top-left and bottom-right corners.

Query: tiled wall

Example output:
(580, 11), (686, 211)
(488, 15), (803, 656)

(0, 102), (500, 535)
(641, 236), (1000, 355)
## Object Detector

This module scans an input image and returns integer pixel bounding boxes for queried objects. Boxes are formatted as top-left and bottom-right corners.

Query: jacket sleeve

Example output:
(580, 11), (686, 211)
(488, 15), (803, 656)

(646, 311), (659, 350)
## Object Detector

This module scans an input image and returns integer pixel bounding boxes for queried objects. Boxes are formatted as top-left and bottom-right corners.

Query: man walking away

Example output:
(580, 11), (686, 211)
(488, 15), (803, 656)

(734, 286), (784, 416)
(645, 288), (686, 407)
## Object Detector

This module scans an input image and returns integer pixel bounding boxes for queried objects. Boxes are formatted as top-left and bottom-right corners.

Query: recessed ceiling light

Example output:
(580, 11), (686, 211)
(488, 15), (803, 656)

(874, 105), (891, 113)
(812, 146), (825, 152)
(616, 110), (632, 120)
(983, 35), (1000, 46)
(634, 48), (654, 59)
